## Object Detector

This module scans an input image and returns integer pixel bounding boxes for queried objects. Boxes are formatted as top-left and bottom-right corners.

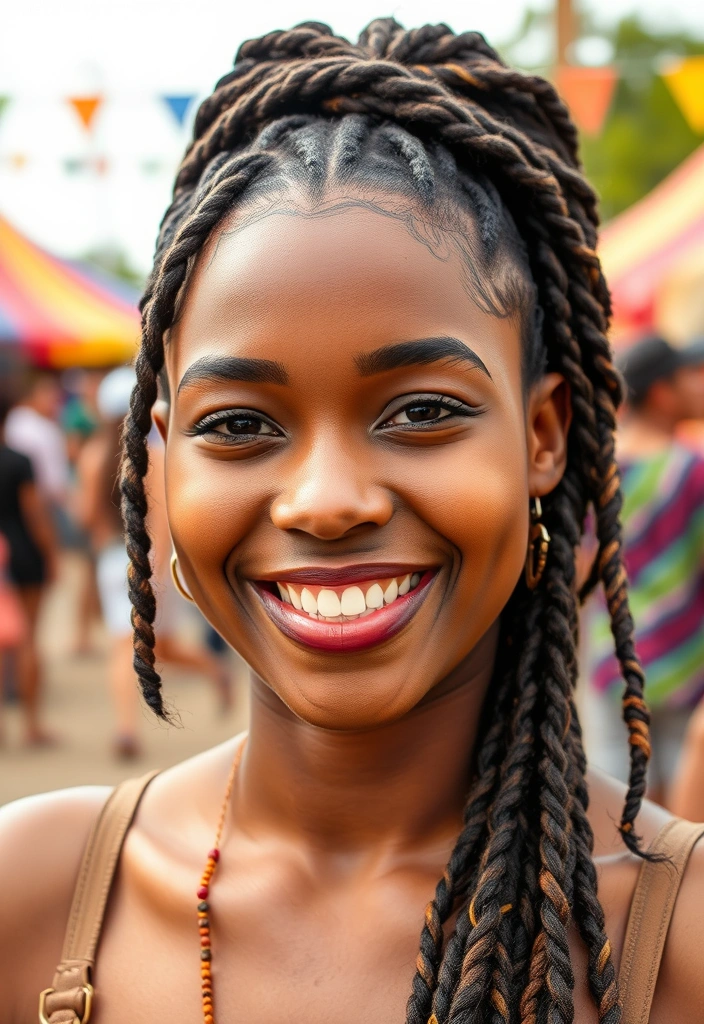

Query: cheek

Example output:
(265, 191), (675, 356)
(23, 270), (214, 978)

(397, 428), (528, 610)
(165, 444), (259, 600)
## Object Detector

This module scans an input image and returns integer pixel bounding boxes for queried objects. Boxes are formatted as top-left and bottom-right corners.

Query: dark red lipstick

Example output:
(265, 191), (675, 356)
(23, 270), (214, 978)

(252, 570), (435, 652)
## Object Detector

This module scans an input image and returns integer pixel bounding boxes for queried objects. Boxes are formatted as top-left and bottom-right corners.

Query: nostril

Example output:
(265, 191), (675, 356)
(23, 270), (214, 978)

(283, 521), (380, 542)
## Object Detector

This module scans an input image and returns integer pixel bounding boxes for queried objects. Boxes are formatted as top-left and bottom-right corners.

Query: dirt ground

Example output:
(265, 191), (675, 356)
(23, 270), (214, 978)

(0, 554), (250, 806)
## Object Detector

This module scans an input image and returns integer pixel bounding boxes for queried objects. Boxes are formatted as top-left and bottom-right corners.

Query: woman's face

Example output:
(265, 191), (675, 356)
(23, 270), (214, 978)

(156, 193), (569, 729)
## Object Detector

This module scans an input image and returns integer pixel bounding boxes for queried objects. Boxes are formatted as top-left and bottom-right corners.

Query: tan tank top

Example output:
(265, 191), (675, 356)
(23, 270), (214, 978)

(38, 773), (704, 1024)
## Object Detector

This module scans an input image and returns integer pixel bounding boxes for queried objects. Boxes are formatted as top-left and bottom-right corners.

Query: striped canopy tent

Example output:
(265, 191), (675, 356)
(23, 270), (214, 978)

(0, 214), (140, 368)
(600, 144), (704, 350)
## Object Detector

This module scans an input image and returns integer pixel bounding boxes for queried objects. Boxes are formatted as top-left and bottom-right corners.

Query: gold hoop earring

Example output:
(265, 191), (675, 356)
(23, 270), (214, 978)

(170, 551), (194, 602)
(525, 497), (550, 590)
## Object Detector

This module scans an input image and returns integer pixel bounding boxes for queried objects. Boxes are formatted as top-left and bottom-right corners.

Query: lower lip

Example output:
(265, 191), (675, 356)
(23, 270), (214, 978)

(252, 571), (436, 653)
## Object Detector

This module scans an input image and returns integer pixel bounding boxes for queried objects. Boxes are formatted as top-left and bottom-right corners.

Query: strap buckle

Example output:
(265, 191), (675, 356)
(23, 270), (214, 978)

(38, 983), (94, 1024)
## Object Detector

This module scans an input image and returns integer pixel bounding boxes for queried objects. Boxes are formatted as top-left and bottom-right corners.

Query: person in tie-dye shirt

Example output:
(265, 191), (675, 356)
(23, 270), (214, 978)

(584, 335), (704, 803)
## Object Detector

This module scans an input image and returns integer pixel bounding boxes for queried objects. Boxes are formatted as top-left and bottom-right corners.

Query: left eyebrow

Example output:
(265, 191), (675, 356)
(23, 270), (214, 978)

(355, 337), (492, 379)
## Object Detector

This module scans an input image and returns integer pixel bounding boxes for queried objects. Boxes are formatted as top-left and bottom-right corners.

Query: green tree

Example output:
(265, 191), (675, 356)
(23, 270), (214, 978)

(82, 245), (145, 289)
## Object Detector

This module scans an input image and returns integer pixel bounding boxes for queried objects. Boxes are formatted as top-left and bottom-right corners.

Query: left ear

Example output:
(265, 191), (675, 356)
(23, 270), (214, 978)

(526, 372), (571, 498)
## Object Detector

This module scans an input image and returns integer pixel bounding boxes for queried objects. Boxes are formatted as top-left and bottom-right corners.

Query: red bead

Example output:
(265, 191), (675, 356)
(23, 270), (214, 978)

(197, 885), (209, 899)
(208, 848), (220, 862)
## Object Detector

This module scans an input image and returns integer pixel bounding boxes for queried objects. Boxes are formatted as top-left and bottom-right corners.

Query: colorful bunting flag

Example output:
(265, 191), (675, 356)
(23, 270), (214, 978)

(161, 94), (196, 128)
(68, 95), (103, 132)
(662, 56), (704, 134)
(553, 65), (618, 137)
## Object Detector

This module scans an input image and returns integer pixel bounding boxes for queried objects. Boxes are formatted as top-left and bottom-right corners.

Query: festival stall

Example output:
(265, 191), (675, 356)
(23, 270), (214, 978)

(599, 143), (704, 349)
(0, 214), (140, 368)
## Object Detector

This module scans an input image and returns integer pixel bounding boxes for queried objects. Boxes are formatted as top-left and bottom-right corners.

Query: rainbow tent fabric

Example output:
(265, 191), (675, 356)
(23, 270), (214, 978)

(0, 215), (140, 368)
(600, 144), (704, 349)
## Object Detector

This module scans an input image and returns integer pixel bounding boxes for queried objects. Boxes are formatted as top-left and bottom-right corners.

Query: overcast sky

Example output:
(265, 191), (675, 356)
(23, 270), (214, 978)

(1, 0), (702, 272)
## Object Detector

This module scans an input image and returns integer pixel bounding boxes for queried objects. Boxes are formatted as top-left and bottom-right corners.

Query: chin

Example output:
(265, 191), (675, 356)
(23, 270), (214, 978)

(264, 670), (431, 732)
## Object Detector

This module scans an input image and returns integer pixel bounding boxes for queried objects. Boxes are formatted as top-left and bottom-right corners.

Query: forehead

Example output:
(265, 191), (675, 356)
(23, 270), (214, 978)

(167, 197), (522, 389)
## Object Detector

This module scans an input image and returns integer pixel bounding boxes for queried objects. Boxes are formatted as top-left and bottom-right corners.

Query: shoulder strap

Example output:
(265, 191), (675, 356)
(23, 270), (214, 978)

(618, 817), (704, 1024)
(39, 771), (159, 1024)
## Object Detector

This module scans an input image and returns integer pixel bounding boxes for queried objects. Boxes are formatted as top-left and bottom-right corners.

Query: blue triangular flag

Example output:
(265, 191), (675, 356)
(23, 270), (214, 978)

(161, 94), (196, 128)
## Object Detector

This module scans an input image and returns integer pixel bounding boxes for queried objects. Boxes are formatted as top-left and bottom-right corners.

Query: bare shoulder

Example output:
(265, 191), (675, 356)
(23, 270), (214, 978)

(583, 769), (670, 967)
(586, 766), (671, 856)
(0, 786), (110, 1024)
(586, 768), (704, 1022)
(653, 824), (704, 1022)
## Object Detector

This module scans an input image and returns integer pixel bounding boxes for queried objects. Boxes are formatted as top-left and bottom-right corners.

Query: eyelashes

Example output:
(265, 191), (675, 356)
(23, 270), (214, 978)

(376, 393), (481, 429)
(188, 409), (282, 445)
(189, 393), (483, 446)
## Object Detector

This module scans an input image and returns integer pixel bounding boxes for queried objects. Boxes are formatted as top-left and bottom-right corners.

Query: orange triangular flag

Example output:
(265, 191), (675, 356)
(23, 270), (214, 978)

(68, 95), (103, 132)
(554, 66), (618, 137)
(663, 56), (704, 134)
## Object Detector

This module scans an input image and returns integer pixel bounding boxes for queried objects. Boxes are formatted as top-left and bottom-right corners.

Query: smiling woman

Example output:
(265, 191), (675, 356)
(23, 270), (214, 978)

(2, 17), (704, 1024)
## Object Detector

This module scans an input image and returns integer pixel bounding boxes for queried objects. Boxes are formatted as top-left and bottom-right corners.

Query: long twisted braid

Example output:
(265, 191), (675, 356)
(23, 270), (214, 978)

(121, 19), (653, 1020)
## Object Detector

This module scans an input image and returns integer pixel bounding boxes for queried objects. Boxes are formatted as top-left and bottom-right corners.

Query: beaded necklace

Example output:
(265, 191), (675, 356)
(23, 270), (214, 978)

(196, 740), (246, 1024)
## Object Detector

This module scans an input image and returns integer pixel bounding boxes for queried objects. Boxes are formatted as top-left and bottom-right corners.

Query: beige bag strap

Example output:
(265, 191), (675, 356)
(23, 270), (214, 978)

(618, 817), (704, 1024)
(38, 770), (160, 1024)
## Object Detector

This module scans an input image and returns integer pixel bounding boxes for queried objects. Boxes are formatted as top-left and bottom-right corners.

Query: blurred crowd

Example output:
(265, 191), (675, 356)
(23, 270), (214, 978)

(3, 333), (704, 810)
(0, 365), (232, 760)
(582, 332), (704, 821)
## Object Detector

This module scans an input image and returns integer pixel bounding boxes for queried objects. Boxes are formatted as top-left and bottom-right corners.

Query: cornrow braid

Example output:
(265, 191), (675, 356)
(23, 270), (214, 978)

(120, 150), (274, 718)
(122, 18), (654, 1021)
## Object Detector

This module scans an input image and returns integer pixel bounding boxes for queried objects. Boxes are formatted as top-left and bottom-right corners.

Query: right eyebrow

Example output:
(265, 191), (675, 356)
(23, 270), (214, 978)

(177, 355), (289, 394)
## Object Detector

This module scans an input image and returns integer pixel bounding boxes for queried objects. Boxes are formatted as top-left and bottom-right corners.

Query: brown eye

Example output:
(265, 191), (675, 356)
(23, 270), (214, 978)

(405, 403), (446, 423)
(191, 408), (281, 445)
(214, 415), (275, 435)
(385, 402), (453, 426)
(377, 393), (481, 432)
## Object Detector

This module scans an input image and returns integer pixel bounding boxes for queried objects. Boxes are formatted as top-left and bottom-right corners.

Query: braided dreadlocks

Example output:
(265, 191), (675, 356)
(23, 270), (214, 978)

(121, 19), (651, 1023)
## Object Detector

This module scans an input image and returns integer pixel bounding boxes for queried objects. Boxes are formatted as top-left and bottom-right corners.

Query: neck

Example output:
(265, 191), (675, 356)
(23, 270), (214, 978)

(236, 625), (498, 856)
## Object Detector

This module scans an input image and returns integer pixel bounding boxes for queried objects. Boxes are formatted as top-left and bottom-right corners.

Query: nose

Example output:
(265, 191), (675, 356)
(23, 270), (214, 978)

(270, 437), (393, 540)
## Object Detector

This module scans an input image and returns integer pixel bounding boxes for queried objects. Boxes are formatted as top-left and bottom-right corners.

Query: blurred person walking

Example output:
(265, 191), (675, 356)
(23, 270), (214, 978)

(61, 368), (102, 466)
(0, 392), (58, 744)
(0, 533), (26, 744)
(584, 335), (704, 805)
(76, 367), (230, 759)
(4, 372), (69, 513)
(62, 369), (106, 656)
(75, 367), (138, 757)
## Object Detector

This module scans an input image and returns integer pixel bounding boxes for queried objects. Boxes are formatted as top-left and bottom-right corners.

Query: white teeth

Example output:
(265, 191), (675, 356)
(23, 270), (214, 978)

(301, 588), (318, 616)
(317, 589), (341, 617)
(340, 586), (366, 615)
(277, 572), (425, 621)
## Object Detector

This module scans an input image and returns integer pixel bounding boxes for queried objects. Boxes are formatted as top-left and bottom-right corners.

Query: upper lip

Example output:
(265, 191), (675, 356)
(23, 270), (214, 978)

(253, 563), (432, 586)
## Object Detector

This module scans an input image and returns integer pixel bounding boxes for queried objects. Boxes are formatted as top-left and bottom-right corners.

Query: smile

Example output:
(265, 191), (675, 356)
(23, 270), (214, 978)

(251, 567), (436, 652)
